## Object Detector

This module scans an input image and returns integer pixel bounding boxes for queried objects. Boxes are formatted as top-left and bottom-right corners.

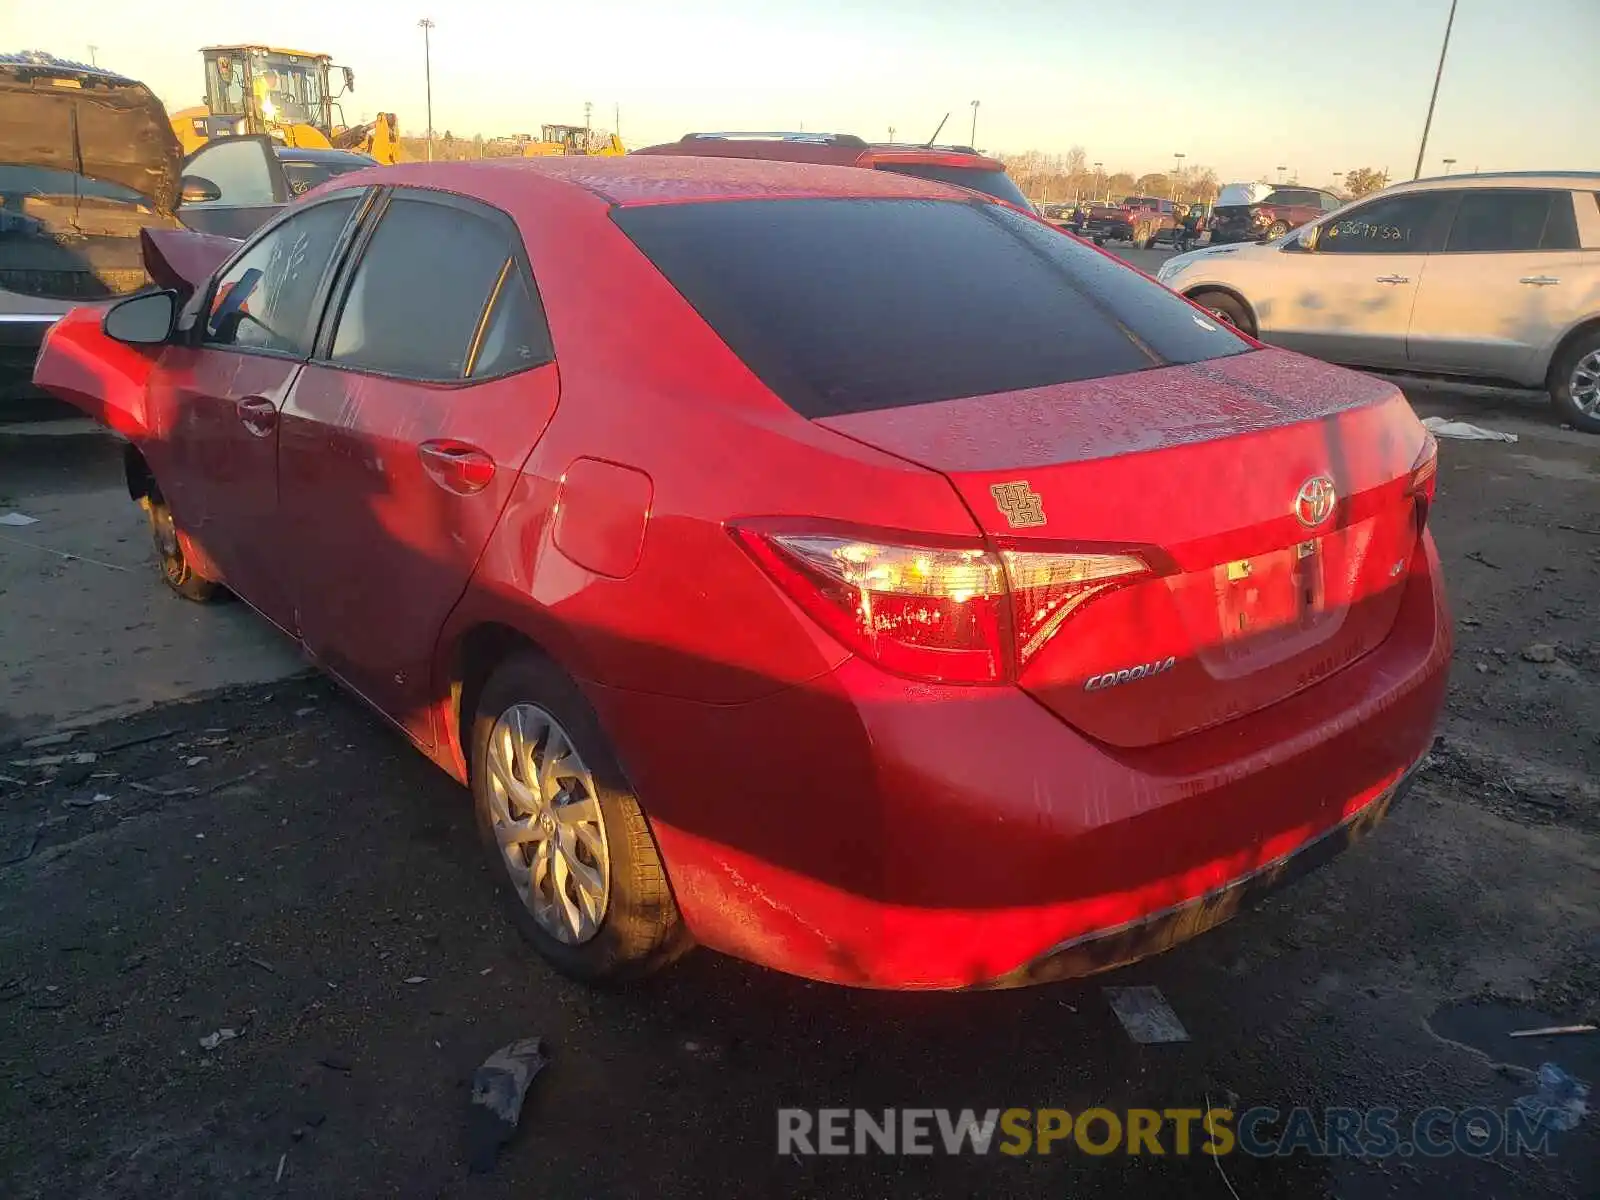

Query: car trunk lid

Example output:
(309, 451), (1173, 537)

(818, 350), (1433, 747)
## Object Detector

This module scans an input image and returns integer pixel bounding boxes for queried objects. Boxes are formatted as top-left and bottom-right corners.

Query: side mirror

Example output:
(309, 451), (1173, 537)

(179, 175), (222, 204)
(104, 290), (178, 346)
(342, 66), (355, 93)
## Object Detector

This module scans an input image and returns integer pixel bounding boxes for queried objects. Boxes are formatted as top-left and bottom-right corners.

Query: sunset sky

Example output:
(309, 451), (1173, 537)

(6, 0), (1593, 184)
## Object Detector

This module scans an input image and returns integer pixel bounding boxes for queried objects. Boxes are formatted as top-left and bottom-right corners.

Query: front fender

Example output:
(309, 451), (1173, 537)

(31, 306), (160, 441)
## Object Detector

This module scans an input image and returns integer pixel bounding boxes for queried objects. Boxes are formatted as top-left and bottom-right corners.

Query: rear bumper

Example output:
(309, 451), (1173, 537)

(590, 534), (1452, 990)
(989, 757), (1421, 988)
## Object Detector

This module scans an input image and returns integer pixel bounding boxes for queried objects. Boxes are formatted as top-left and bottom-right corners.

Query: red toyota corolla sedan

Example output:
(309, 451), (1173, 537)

(33, 153), (1451, 990)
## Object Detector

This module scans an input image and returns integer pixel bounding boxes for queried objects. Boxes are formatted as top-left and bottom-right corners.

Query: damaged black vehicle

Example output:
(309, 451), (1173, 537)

(0, 51), (375, 387)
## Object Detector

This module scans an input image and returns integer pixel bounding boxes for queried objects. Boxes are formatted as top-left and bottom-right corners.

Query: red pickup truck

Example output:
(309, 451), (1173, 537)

(1081, 195), (1177, 249)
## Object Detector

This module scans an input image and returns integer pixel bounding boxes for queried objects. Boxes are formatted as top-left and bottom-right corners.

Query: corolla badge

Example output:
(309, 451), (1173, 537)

(1294, 475), (1337, 528)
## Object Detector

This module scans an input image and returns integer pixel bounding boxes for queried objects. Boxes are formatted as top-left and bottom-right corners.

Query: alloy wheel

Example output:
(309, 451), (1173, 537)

(1570, 349), (1600, 417)
(485, 703), (611, 944)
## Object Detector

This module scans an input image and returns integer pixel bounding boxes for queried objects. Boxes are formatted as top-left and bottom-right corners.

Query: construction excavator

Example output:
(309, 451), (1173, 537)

(168, 45), (399, 165)
(488, 124), (626, 158)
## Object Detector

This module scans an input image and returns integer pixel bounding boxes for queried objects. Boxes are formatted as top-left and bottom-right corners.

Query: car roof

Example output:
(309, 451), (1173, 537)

(631, 132), (1009, 174)
(0, 50), (136, 84)
(1385, 170), (1600, 195)
(337, 155), (982, 207)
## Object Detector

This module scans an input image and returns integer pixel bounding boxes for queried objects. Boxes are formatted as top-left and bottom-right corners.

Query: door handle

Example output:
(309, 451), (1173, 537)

(1374, 274), (1410, 285)
(237, 395), (277, 438)
(1519, 276), (1560, 286)
(418, 440), (495, 495)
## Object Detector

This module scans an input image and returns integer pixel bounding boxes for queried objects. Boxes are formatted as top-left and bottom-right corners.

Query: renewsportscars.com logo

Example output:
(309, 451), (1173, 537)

(778, 1106), (1563, 1159)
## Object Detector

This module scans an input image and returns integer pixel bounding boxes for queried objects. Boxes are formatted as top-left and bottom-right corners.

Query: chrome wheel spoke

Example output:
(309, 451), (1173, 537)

(1571, 351), (1600, 416)
(556, 794), (599, 828)
(495, 815), (544, 849)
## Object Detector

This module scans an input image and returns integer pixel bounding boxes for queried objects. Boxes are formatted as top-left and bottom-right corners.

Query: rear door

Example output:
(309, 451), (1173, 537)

(153, 192), (366, 630)
(1264, 189), (1452, 368)
(1406, 188), (1584, 383)
(277, 187), (559, 746)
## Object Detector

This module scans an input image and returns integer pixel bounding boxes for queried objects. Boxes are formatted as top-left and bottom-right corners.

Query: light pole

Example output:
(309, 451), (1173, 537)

(418, 18), (435, 162)
(1413, 0), (1459, 179)
(1276, 165), (1286, 184)
(1172, 152), (1185, 200)
(888, 125), (896, 143)
(1442, 156), (1457, 175)
(1333, 170), (1345, 194)
(1093, 161), (1103, 202)
(87, 44), (98, 67)
(969, 100), (979, 147)
(584, 101), (592, 132)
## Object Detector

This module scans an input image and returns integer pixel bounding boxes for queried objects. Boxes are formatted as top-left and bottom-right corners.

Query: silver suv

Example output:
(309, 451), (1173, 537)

(1156, 172), (1600, 432)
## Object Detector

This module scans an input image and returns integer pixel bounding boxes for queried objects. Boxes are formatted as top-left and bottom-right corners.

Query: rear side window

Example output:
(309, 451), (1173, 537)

(871, 162), (1030, 209)
(614, 198), (1249, 418)
(1319, 193), (1450, 254)
(329, 194), (552, 380)
(1444, 190), (1572, 253)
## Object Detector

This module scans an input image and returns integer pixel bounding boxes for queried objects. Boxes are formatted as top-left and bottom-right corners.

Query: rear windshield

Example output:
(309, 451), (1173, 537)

(870, 162), (1030, 209)
(615, 198), (1250, 418)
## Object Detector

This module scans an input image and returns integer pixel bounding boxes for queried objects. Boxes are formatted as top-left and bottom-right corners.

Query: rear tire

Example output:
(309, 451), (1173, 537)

(1265, 220), (1290, 240)
(1549, 328), (1600, 434)
(1093, 235), (1106, 246)
(145, 500), (222, 602)
(469, 650), (689, 985)
(1188, 290), (1254, 336)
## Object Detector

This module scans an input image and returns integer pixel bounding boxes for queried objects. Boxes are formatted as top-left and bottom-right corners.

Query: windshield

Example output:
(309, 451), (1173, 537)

(253, 52), (327, 125)
(869, 163), (1030, 209)
(207, 50), (329, 125)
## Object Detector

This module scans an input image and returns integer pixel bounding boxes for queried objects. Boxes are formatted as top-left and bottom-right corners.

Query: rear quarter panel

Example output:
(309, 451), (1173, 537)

(432, 178), (984, 731)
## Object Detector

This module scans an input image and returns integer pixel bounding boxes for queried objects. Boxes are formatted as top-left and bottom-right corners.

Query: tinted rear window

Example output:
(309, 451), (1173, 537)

(870, 162), (1030, 208)
(615, 198), (1249, 418)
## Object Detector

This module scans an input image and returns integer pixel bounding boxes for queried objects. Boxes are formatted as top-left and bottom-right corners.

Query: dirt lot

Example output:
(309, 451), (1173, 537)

(1, 368), (1597, 1197)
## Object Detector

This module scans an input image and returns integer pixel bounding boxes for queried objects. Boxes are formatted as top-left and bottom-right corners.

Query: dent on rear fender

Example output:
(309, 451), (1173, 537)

(31, 308), (156, 439)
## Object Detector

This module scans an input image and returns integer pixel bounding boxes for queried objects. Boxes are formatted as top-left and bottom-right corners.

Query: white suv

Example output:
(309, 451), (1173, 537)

(1156, 172), (1600, 432)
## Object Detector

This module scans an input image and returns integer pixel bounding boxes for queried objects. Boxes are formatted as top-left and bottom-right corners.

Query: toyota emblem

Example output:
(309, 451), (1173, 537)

(1294, 475), (1337, 527)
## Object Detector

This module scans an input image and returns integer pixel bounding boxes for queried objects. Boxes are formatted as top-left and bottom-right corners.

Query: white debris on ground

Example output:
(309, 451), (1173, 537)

(1421, 416), (1519, 443)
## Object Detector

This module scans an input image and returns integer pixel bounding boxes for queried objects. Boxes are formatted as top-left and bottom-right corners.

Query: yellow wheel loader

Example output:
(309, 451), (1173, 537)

(168, 46), (399, 165)
(518, 124), (626, 157)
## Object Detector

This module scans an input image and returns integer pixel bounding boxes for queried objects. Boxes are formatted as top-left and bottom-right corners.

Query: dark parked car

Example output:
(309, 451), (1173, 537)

(1208, 183), (1344, 244)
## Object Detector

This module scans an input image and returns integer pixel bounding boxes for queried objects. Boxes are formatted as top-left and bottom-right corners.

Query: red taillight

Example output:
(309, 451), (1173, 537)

(1407, 430), (1439, 531)
(730, 525), (1150, 685)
